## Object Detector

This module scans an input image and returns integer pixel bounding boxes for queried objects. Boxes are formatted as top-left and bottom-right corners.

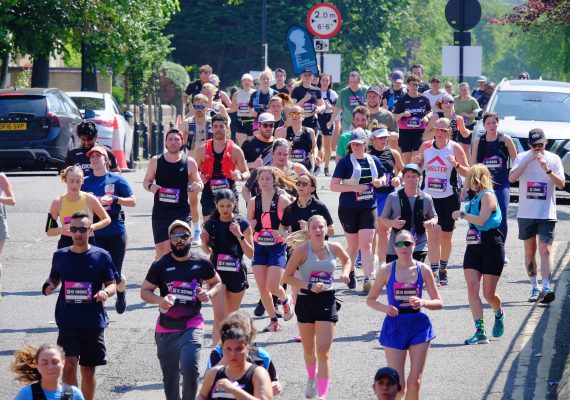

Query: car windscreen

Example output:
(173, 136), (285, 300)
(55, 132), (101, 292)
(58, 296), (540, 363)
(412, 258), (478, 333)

(490, 91), (570, 123)
(70, 97), (105, 111)
(0, 96), (47, 117)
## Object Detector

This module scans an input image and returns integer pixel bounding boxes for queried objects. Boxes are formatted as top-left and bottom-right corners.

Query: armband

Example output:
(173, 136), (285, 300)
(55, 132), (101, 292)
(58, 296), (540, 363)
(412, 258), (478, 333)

(45, 213), (58, 232)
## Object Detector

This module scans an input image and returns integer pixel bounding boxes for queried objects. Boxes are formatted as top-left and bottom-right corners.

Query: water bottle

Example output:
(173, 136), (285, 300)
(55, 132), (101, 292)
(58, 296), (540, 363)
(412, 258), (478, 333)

(159, 294), (176, 314)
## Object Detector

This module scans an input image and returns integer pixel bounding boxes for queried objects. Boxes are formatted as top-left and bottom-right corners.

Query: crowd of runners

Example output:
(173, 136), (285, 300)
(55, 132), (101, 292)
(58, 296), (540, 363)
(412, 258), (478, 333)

(1, 64), (566, 400)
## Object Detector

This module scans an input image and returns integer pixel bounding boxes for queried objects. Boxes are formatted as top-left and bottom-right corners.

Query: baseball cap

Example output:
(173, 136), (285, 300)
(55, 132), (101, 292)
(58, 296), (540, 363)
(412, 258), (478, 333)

(528, 128), (546, 145)
(372, 128), (390, 138)
(477, 75), (487, 82)
(374, 367), (400, 386)
(258, 112), (275, 123)
(168, 220), (191, 237)
(86, 145), (108, 158)
(367, 85), (382, 96)
(401, 163), (422, 175)
(348, 128), (368, 145)
(301, 68), (313, 75)
(391, 71), (404, 83)
(241, 73), (254, 81)
(430, 76), (441, 83)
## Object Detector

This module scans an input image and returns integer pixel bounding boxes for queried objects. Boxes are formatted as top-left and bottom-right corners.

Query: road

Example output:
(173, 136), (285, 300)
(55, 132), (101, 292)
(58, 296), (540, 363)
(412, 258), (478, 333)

(0, 169), (569, 400)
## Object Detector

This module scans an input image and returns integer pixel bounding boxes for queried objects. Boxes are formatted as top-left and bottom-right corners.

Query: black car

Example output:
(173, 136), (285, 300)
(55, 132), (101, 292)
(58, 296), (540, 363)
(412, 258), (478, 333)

(0, 88), (83, 170)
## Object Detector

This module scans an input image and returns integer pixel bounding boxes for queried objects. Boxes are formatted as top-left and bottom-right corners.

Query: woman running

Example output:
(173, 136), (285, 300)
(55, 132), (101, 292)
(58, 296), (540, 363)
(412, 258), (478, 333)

(201, 190), (254, 344)
(246, 167), (292, 332)
(317, 74), (338, 176)
(453, 82), (480, 157)
(46, 166), (110, 249)
(231, 73), (256, 146)
(283, 215), (351, 400)
(197, 317), (273, 400)
(366, 229), (442, 400)
(452, 164), (505, 345)
(275, 105), (317, 172)
(436, 94), (471, 145)
(10, 344), (85, 400)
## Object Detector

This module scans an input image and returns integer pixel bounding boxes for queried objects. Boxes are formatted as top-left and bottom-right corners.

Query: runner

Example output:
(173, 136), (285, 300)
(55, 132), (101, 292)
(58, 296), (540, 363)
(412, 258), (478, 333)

(422, 77), (446, 115)
(209, 74), (231, 106)
(46, 166), (110, 249)
(249, 70), (276, 135)
(275, 105), (317, 172)
(201, 189), (254, 344)
(196, 317), (273, 400)
(435, 94), (471, 146)
(369, 126), (404, 264)
(143, 129), (203, 259)
(42, 212), (117, 400)
(82, 145), (136, 314)
(11, 344), (85, 400)
(183, 64), (212, 109)
(317, 73), (338, 176)
(382, 70), (406, 113)
(328, 71), (367, 133)
(334, 106), (371, 163)
(242, 112), (275, 171)
(372, 367), (400, 400)
(65, 121), (119, 176)
(509, 128), (565, 303)
(416, 118), (469, 285)
(452, 164), (505, 345)
(181, 94), (213, 159)
(0, 172), (15, 299)
(394, 74), (432, 164)
(366, 229), (442, 400)
(283, 215), (351, 400)
(444, 82), (455, 96)
(411, 64), (430, 93)
(246, 167), (292, 332)
(367, 87), (399, 159)
(472, 76), (487, 104)
(140, 219), (222, 400)
(195, 113), (249, 221)
(453, 82), (480, 157)
(271, 68), (290, 94)
(269, 96), (286, 130)
(231, 73), (256, 146)
(331, 129), (387, 292)
(201, 83), (230, 121)
(477, 82), (495, 110)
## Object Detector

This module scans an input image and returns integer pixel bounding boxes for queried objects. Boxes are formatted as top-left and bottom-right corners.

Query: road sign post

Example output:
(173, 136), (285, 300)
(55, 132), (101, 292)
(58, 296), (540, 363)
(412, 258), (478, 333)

(445, 0), (481, 82)
(306, 3), (342, 76)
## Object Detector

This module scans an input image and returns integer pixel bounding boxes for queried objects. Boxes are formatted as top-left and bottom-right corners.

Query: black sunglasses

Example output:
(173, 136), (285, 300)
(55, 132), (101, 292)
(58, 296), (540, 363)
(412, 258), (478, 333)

(395, 240), (414, 248)
(531, 143), (544, 148)
(70, 226), (90, 233)
(170, 232), (191, 241)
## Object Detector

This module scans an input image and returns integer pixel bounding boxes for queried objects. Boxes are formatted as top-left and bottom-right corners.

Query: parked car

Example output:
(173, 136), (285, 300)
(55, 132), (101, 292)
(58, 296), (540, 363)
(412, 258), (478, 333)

(66, 91), (133, 167)
(474, 79), (570, 191)
(0, 88), (83, 170)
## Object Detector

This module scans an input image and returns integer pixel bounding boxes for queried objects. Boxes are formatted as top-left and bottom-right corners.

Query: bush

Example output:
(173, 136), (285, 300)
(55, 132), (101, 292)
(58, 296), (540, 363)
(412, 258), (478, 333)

(112, 86), (125, 104)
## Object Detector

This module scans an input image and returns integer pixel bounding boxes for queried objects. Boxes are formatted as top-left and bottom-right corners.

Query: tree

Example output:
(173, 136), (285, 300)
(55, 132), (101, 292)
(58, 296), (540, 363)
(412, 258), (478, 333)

(490, 0), (570, 31)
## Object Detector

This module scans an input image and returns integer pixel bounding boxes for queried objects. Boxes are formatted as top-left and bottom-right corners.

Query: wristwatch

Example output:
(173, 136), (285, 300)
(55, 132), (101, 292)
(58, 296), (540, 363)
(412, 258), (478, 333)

(307, 283), (313, 291)
(546, 169), (552, 175)
(147, 182), (153, 190)
(239, 235), (245, 241)
(460, 211), (466, 219)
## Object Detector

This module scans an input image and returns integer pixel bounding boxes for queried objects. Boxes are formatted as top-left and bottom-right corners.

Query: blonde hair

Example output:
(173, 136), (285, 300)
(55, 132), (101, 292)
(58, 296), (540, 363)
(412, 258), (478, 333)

(59, 165), (84, 182)
(259, 70), (273, 81)
(466, 164), (494, 191)
(193, 94), (208, 105)
(202, 82), (218, 94)
(10, 344), (65, 384)
(285, 215), (327, 251)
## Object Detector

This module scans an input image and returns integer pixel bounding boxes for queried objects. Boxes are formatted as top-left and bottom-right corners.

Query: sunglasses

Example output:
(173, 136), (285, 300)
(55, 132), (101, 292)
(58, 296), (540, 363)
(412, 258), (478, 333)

(395, 240), (414, 248)
(435, 128), (450, 133)
(170, 232), (191, 241)
(295, 180), (311, 187)
(193, 104), (206, 110)
(443, 100), (454, 104)
(70, 226), (90, 233)
(289, 111), (302, 117)
(261, 123), (274, 128)
(531, 142), (544, 148)
(409, 83), (420, 87)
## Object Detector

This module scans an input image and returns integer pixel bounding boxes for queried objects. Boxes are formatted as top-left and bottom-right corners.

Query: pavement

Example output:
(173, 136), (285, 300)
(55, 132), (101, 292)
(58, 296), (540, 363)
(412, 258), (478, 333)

(0, 168), (569, 400)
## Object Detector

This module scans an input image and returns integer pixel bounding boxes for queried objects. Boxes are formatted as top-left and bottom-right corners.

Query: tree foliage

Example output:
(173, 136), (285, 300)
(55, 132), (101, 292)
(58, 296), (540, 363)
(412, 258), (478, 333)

(489, 0), (570, 31)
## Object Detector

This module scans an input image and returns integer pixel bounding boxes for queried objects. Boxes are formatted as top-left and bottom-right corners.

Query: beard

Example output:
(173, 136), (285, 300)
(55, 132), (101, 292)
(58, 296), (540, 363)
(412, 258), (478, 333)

(171, 243), (191, 257)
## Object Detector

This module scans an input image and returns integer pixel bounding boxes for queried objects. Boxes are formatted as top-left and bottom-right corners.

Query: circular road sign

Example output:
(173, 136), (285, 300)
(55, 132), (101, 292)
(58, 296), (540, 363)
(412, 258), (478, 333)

(445, 0), (482, 31)
(306, 3), (342, 39)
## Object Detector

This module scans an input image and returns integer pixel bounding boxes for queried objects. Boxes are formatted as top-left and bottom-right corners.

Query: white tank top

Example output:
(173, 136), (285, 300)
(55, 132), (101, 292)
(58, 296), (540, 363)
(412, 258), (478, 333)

(423, 140), (456, 198)
(237, 89), (255, 117)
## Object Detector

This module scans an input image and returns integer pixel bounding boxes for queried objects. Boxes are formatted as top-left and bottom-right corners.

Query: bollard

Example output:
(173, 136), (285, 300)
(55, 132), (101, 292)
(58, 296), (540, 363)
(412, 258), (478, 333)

(158, 121), (164, 154)
(151, 121), (158, 156)
(140, 104), (149, 159)
(133, 120), (140, 162)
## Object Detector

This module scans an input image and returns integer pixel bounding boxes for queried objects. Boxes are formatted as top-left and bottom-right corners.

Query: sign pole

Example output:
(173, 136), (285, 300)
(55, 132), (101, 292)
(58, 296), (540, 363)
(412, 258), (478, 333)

(320, 52), (325, 75)
(262, 0), (268, 70)
(459, 0), (464, 83)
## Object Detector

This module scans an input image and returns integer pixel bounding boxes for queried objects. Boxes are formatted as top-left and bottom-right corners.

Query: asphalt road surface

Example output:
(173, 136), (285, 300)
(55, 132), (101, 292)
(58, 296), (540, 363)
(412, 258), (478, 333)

(1, 169), (569, 400)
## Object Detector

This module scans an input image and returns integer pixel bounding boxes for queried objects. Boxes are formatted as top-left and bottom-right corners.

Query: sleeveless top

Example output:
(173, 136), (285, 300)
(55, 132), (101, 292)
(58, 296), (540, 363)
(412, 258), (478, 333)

(466, 189), (502, 232)
(154, 154), (189, 210)
(253, 192), (283, 244)
(298, 242), (336, 293)
(60, 192), (91, 226)
(237, 89), (255, 118)
(369, 148), (395, 193)
(208, 364), (257, 399)
(423, 140), (458, 199)
(476, 133), (510, 185)
(285, 126), (313, 170)
(386, 261), (424, 312)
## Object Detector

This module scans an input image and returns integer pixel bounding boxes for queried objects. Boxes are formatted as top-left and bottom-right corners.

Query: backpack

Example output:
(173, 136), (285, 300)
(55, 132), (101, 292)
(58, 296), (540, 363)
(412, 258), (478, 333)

(31, 382), (73, 400)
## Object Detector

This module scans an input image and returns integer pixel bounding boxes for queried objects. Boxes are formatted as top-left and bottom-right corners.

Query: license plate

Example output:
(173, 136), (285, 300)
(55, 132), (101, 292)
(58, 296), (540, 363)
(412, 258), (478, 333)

(0, 122), (27, 131)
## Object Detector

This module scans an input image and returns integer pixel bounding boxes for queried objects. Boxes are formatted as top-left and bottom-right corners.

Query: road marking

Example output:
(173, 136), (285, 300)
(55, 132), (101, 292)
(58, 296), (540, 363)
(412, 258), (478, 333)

(23, 238), (43, 248)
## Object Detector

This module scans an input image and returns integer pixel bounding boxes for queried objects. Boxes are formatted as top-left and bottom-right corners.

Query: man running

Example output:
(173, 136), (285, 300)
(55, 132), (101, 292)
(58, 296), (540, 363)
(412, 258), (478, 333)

(367, 85), (399, 149)
(382, 70), (407, 113)
(411, 64), (430, 93)
(271, 68), (289, 94)
(66, 121), (119, 177)
(335, 106), (371, 162)
(328, 71), (367, 133)
(183, 64), (212, 109)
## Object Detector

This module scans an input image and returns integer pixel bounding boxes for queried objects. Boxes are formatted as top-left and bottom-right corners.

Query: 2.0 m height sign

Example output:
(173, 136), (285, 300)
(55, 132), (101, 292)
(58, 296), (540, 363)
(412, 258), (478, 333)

(306, 3), (342, 39)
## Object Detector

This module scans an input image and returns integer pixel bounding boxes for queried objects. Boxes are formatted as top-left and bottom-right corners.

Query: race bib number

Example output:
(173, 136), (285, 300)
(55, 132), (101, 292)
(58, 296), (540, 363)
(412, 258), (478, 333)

(210, 178), (229, 194)
(257, 229), (275, 246)
(290, 149), (307, 163)
(406, 117), (422, 129)
(394, 282), (419, 304)
(238, 103), (249, 115)
(427, 177), (447, 193)
(170, 281), (199, 303)
(384, 173), (392, 187)
(482, 155), (503, 170)
(103, 183), (116, 210)
(356, 184), (374, 201)
(526, 181), (547, 200)
(212, 382), (244, 399)
(64, 281), (93, 303)
(303, 103), (315, 114)
(216, 254), (240, 272)
(349, 95), (364, 107)
(159, 187), (180, 204)
(466, 228), (482, 245)
(309, 271), (333, 287)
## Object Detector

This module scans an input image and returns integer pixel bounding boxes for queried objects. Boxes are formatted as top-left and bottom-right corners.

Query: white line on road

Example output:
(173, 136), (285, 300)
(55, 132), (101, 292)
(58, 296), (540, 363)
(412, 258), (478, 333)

(23, 238), (43, 248)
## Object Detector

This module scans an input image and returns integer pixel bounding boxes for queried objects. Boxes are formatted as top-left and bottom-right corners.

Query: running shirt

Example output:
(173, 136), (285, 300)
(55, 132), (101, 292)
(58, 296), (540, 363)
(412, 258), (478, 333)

(49, 246), (116, 329)
(236, 89), (256, 118)
(476, 133), (511, 185)
(453, 96), (479, 126)
(15, 384), (85, 400)
(242, 137), (273, 166)
(203, 215), (250, 271)
(393, 94), (431, 131)
(513, 150), (564, 220)
(82, 172), (132, 236)
(335, 129), (372, 158)
(336, 86), (367, 131)
(203, 145), (237, 197)
(285, 127), (313, 170)
(465, 189), (502, 232)
(281, 198), (333, 233)
(271, 84), (289, 94)
(65, 145), (118, 177)
(207, 364), (257, 399)
(297, 242), (336, 293)
(382, 87), (406, 113)
(422, 89), (446, 113)
(249, 90), (274, 115)
(333, 154), (386, 209)
(153, 154), (189, 211)
(369, 148), (396, 194)
(59, 192), (91, 226)
(291, 85), (322, 115)
(472, 88), (485, 103)
(423, 140), (457, 199)
(145, 253), (216, 332)
(185, 79), (203, 99)
(386, 261), (424, 311)
(321, 89), (338, 113)
(369, 109), (399, 133)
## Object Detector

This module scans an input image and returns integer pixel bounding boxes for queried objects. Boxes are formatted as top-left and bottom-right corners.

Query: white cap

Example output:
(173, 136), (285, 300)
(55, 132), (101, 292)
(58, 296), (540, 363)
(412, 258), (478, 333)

(372, 128), (390, 138)
(241, 73), (254, 81)
(258, 113), (275, 123)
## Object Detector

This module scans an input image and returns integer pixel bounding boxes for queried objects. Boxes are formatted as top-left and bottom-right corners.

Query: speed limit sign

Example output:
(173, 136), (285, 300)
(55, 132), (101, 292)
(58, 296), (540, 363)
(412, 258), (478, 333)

(306, 3), (342, 39)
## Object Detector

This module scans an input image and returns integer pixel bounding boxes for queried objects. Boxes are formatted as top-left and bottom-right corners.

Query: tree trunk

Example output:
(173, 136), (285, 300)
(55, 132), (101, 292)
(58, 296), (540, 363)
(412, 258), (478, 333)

(0, 51), (9, 88)
(31, 54), (50, 88)
(81, 41), (98, 91)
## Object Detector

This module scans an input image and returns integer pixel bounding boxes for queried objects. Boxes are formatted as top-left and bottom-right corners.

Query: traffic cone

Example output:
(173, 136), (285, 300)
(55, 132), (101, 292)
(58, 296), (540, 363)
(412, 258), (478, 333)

(111, 117), (129, 171)
(176, 114), (182, 129)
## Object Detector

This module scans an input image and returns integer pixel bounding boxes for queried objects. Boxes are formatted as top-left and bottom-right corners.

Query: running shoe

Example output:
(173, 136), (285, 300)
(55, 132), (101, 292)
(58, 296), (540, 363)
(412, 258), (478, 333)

(439, 268), (448, 286)
(362, 278), (373, 294)
(355, 252), (362, 266)
(347, 271), (357, 289)
(538, 288), (555, 304)
(464, 330), (489, 345)
(313, 166), (321, 175)
(305, 378), (317, 399)
(504, 256), (510, 265)
(492, 313), (505, 337)
(282, 295), (294, 321)
(254, 300), (265, 317)
(263, 320), (282, 332)
(115, 290), (127, 314)
(528, 288), (540, 302)
(431, 267), (440, 285)
(324, 167), (330, 177)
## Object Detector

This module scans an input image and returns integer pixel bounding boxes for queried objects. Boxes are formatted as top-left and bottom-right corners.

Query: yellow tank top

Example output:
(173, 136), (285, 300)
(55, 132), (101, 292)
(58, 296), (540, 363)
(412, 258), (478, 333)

(59, 192), (91, 225)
